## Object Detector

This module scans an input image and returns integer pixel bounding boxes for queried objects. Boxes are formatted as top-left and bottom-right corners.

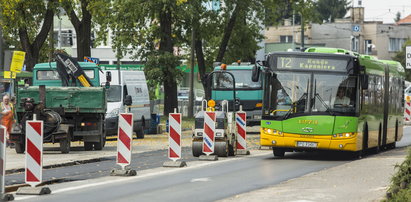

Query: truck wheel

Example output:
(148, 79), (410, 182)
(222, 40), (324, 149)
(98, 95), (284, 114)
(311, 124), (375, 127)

(84, 142), (93, 151)
(192, 141), (203, 157)
(136, 127), (145, 139)
(15, 142), (25, 154)
(60, 138), (71, 154)
(94, 137), (105, 150)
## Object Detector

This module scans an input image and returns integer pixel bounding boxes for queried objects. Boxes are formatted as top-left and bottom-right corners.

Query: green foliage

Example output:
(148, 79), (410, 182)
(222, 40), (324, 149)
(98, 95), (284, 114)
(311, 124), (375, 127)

(314, 0), (350, 23)
(395, 12), (401, 23)
(392, 39), (411, 81)
(387, 148), (411, 201)
(144, 51), (183, 100)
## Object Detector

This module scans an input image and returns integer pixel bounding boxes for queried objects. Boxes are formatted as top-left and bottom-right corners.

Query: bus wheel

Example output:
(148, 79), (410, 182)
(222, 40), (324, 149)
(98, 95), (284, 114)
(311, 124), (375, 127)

(273, 148), (285, 157)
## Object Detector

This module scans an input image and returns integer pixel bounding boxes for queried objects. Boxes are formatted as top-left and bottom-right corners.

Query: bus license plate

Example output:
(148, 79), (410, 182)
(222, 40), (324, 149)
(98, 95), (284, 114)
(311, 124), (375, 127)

(296, 141), (318, 148)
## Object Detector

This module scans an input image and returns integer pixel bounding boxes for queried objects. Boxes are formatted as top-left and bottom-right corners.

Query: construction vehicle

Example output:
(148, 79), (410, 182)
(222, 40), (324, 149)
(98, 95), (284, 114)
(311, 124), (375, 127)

(10, 52), (108, 153)
(192, 64), (239, 157)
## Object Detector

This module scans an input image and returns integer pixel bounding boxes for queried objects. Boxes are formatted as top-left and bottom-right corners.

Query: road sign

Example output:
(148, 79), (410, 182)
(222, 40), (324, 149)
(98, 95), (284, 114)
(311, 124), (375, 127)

(25, 120), (43, 187)
(84, 57), (100, 65)
(203, 111), (216, 155)
(4, 71), (16, 79)
(116, 113), (133, 169)
(352, 25), (360, 32)
(168, 113), (182, 161)
(10, 51), (26, 73)
(406, 46), (411, 69)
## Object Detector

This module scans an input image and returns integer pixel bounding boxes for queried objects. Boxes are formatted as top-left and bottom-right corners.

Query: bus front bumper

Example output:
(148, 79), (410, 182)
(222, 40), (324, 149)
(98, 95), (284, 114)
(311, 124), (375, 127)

(260, 129), (358, 152)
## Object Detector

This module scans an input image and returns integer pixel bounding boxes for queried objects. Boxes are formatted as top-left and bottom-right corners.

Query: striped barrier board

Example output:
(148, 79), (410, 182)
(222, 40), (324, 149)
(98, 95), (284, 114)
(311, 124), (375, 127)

(25, 120), (44, 187)
(168, 113), (182, 161)
(405, 100), (411, 122)
(117, 113), (133, 169)
(236, 112), (247, 150)
(0, 126), (5, 195)
(203, 111), (216, 155)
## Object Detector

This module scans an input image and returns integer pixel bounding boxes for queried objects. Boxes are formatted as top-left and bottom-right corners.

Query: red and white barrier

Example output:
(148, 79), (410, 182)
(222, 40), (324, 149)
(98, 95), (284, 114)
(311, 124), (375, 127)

(168, 113), (182, 161)
(116, 113), (133, 169)
(405, 99), (411, 122)
(203, 111), (216, 155)
(0, 126), (6, 194)
(236, 112), (247, 151)
(25, 120), (43, 187)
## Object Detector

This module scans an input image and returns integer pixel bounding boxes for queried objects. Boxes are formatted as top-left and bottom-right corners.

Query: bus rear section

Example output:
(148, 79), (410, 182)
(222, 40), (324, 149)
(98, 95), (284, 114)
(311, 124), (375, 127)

(258, 49), (404, 157)
(212, 64), (263, 126)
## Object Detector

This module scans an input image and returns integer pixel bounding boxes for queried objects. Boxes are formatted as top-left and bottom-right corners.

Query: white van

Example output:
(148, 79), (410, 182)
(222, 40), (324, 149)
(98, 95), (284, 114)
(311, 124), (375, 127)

(100, 70), (151, 138)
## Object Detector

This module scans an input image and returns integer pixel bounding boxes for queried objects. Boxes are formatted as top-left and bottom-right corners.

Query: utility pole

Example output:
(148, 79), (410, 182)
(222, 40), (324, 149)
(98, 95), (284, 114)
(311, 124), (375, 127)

(188, 27), (195, 118)
(300, 13), (304, 51)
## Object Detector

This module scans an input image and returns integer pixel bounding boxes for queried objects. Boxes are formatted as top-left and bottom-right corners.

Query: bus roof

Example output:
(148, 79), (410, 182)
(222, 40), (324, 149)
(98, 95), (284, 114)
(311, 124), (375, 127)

(305, 47), (360, 57)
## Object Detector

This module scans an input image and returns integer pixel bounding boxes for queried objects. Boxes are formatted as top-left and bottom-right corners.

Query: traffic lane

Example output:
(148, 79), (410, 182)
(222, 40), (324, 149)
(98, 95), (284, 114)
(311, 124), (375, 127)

(5, 147), (198, 186)
(18, 151), (350, 202)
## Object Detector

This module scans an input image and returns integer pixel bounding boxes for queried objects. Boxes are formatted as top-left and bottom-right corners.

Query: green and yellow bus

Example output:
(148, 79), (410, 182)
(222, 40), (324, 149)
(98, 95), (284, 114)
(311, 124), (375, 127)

(254, 47), (405, 157)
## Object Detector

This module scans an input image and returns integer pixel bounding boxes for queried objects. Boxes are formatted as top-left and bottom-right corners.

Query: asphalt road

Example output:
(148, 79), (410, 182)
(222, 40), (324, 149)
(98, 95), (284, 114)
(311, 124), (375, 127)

(11, 126), (411, 201)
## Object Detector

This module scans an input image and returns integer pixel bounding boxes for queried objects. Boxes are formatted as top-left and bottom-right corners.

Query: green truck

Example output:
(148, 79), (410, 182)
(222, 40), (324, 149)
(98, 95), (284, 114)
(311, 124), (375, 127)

(10, 54), (107, 153)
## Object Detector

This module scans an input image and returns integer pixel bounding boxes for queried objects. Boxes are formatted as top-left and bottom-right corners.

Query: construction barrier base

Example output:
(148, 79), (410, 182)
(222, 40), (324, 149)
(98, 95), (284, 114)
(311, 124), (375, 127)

(110, 168), (137, 176)
(163, 161), (187, 168)
(237, 150), (250, 155)
(1, 193), (14, 201)
(199, 155), (218, 161)
(16, 186), (51, 195)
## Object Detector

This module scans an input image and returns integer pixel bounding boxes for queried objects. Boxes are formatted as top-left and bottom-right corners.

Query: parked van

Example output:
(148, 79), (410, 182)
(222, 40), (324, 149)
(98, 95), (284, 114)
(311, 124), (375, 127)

(100, 69), (151, 138)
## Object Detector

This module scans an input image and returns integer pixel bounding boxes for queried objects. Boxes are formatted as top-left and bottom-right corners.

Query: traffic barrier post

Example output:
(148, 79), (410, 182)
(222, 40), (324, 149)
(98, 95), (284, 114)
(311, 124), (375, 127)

(17, 118), (51, 195)
(405, 96), (411, 125)
(0, 126), (13, 201)
(163, 109), (186, 167)
(110, 113), (137, 176)
(199, 111), (218, 161)
(236, 109), (250, 155)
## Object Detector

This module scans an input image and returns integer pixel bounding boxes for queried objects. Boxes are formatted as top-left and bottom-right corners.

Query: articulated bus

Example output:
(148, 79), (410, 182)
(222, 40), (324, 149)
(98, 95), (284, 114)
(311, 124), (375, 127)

(255, 47), (405, 157)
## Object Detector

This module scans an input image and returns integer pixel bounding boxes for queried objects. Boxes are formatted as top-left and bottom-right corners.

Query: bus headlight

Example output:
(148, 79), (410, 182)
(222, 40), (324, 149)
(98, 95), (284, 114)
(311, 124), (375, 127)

(332, 132), (356, 139)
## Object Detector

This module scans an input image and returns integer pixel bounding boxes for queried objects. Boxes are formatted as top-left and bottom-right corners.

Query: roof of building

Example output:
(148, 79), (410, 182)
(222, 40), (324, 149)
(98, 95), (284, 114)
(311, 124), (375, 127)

(396, 14), (411, 25)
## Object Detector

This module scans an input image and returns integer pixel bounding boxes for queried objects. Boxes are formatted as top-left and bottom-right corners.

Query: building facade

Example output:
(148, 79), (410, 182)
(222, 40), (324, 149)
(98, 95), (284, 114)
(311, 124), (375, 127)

(265, 7), (411, 60)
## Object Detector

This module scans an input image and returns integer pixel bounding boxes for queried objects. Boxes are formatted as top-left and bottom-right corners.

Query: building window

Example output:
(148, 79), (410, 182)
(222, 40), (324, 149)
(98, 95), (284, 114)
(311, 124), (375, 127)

(280, 35), (293, 43)
(389, 38), (406, 52)
(364, 40), (372, 54)
(54, 30), (74, 47)
(351, 36), (359, 52)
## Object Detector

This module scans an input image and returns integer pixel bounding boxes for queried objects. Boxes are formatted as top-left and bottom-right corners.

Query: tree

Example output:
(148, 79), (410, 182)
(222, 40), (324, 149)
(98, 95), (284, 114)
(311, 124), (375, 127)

(60, 0), (97, 61)
(0, 0), (57, 71)
(392, 39), (411, 81)
(94, 0), (187, 116)
(395, 12), (401, 23)
(314, 0), (349, 23)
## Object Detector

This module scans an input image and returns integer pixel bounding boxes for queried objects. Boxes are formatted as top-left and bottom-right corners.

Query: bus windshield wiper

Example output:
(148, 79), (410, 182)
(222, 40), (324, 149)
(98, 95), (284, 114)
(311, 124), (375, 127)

(283, 93), (307, 119)
(314, 93), (334, 116)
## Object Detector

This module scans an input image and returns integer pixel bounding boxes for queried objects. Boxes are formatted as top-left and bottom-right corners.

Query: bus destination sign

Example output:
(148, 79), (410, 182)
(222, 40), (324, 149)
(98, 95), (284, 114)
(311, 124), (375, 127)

(276, 56), (348, 72)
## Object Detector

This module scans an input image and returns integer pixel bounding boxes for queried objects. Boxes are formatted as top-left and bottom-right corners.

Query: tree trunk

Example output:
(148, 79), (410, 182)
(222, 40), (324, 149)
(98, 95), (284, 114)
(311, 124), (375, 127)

(215, 2), (242, 62)
(64, 0), (92, 61)
(159, 5), (177, 116)
(195, 39), (208, 98)
(18, 4), (54, 71)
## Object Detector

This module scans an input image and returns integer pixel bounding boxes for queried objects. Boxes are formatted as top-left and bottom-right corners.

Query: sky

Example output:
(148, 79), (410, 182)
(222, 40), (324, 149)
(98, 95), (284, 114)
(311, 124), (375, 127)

(355, 0), (411, 23)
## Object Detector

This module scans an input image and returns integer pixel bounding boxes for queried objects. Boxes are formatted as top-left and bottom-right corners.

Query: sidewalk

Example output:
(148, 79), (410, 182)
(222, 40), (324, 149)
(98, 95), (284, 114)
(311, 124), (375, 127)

(221, 147), (409, 202)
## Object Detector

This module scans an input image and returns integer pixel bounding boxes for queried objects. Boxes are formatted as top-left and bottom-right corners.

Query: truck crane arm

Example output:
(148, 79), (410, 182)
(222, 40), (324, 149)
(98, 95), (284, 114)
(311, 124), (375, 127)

(54, 52), (94, 87)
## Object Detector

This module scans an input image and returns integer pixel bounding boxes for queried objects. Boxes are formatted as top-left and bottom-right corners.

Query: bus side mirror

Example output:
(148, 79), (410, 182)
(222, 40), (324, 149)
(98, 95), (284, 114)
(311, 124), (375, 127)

(252, 65), (260, 82)
(361, 74), (369, 90)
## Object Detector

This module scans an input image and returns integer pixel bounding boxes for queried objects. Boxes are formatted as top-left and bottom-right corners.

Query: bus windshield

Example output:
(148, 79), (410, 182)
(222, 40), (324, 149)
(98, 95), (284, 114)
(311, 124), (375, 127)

(264, 72), (357, 118)
(212, 70), (261, 89)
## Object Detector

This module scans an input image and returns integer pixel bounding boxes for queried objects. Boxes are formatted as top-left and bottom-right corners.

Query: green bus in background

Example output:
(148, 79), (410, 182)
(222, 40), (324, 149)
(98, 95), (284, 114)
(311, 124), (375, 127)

(212, 63), (263, 126)
(255, 47), (405, 157)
